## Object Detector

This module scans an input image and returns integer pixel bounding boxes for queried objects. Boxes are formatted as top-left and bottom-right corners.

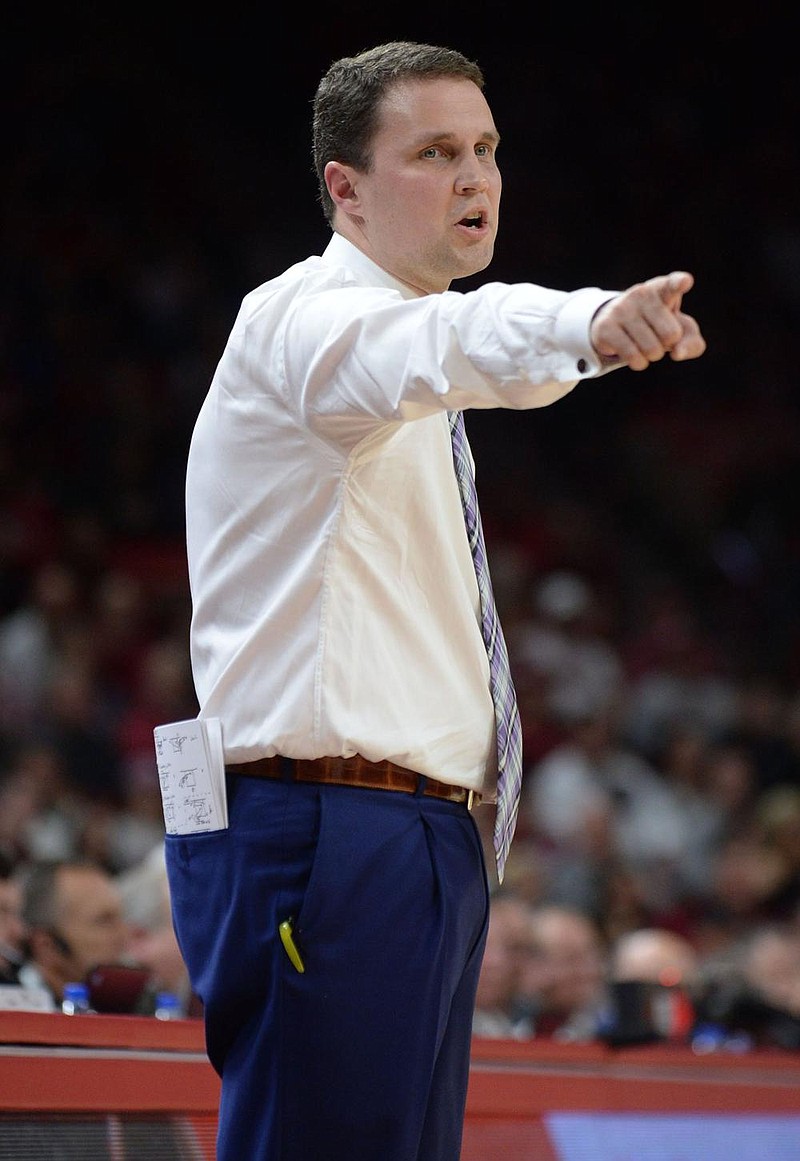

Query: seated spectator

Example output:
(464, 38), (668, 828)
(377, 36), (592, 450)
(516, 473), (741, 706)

(0, 560), (81, 738)
(597, 859), (660, 946)
(497, 839), (550, 908)
(700, 833), (790, 953)
(520, 904), (609, 1042)
(740, 922), (800, 1018)
(754, 785), (800, 921)
(607, 926), (700, 1043)
(17, 857), (131, 1008)
(721, 674), (800, 797)
(650, 723), (727, 897)
(620, 589), (737, 759)
(610, 926), (700, 990)
(613, 924), (696, 1044)
(702, 740), (761, 844)
(117, 842), (197, 1017)
(694, 923), (800, 1051)
(0, 851), (27, 984)
(0, 741), (78, 866)
(513, 569), (626, 728)
(41, 655), (125, 808)
(525, 699), (688, 915)
(472, 893), (535, 1040)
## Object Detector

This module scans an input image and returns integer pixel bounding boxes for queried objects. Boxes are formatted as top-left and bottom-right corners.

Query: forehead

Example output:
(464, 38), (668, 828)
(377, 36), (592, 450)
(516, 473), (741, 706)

(540, 915), (598, 951)
(376, 76), (499, 148)
(59, 867), (120, 914)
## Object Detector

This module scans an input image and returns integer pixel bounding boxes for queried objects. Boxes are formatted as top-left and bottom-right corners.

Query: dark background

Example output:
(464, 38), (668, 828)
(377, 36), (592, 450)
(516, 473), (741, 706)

(3, 7), (800, 680)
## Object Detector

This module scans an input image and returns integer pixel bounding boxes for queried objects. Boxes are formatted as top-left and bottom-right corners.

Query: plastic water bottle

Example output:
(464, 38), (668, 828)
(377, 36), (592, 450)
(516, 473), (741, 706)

(61, 982), (91, 1015)
(154, 991), (183, 1020)
(691, 1022), (726, 1053)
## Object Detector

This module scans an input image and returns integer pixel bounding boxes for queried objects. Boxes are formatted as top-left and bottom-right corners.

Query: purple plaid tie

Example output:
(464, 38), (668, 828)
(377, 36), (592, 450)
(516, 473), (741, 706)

(448, 410), (523, 882)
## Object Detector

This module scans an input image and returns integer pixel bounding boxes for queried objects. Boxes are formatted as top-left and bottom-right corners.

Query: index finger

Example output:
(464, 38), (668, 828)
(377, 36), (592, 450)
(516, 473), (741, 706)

(662, 270), (694, 305)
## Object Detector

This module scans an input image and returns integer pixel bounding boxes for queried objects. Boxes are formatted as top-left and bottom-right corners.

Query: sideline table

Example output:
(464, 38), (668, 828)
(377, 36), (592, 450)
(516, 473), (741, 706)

(2, 1013), (800, 1159)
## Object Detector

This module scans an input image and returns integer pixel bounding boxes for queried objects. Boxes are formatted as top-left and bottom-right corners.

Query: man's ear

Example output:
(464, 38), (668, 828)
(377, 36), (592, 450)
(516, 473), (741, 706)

(325, 161), (361, 217)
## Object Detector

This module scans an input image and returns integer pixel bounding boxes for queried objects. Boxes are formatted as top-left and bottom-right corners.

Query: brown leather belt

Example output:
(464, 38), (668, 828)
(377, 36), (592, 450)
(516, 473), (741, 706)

(226, 754), (479, 807)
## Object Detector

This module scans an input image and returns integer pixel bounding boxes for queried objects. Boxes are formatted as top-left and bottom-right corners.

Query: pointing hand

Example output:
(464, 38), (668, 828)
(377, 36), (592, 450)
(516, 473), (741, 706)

(590, 271), (707, 371)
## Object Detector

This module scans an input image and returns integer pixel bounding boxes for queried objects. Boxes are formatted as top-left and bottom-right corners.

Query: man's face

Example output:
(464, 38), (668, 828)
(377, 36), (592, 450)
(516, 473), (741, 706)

(535, 916), (606, 1014)
(474, 900), (533, 1011)
(56, 866), (129, 979)
(337, 76), (502, 294)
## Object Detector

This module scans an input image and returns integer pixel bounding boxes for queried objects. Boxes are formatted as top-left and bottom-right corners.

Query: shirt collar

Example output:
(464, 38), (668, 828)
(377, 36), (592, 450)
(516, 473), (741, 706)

(321, 233), (422, 301)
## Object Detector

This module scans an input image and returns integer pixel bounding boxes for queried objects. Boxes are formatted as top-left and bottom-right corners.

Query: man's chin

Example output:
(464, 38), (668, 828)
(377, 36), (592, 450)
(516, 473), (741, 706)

(451, 247), (494, 283)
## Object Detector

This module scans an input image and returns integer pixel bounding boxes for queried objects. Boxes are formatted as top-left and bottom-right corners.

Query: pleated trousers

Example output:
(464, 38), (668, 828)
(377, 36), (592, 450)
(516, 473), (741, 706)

(166, 770), (490, 1161)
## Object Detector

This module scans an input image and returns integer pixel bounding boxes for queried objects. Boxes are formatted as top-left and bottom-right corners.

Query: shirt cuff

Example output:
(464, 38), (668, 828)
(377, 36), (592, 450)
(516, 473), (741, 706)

(554, 286), (619, 378)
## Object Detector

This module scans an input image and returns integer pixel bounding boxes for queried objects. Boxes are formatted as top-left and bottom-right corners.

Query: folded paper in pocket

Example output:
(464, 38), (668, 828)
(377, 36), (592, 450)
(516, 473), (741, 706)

(153, 717), (228, 835)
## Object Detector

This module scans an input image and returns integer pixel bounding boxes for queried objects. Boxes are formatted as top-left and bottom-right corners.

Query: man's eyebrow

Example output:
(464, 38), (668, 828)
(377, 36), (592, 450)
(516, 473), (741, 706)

(412, 129), (501, 147)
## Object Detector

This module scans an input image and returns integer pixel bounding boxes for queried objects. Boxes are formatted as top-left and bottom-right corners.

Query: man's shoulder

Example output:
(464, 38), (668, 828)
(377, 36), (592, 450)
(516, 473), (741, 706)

(240, 253), (368, 319)
(243, 255), (325, 303)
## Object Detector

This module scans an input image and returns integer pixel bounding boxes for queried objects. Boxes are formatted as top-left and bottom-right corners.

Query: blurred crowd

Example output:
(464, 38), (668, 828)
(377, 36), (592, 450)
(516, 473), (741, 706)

(470, 568), (800, 1051)
(2, 18), (800, 1044)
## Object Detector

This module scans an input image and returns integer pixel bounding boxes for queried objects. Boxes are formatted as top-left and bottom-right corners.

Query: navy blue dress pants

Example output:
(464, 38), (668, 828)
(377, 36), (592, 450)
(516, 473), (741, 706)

(165, 771), (490, 1161)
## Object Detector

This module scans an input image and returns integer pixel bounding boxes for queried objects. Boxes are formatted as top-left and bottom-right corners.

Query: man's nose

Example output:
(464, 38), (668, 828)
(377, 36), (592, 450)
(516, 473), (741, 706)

(455, 170), (489, 193)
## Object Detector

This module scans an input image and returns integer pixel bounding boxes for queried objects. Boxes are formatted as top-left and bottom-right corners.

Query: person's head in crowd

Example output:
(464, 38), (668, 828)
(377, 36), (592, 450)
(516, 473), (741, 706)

(0, 741), (67, 865)
(523, 903), (608, 1041)
(692, 921), (800, 1050)
(757, 785), (800, 875)
(707, 833), (787, 926)
(599, 861), (659, 946)
(609, 926), (699, 991)
(535, 571), (593, 632)
(0, 851), (27, 984)
(656, 721), (709, 794)
(472, 892), (536, 1039)
(118, 842), (193, 1012)
(556, 697), (626, 763)
(494, 840), (548, 907)
(601, 927), (700, 1046)
(740, 922), (800, 1017)
(44, 655), (124, 806)
(92, 568), (148, 693)
(703, 741), (758, 829)
(19, 857), (130, 1003)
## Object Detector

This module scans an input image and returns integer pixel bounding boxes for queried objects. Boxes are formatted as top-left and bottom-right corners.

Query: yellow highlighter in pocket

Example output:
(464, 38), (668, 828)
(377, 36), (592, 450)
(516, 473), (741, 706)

(279, 918), (305, 973)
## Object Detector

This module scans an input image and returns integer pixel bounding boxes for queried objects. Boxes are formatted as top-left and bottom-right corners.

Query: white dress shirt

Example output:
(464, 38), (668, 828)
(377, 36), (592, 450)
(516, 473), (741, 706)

(185, 233), (615, 799)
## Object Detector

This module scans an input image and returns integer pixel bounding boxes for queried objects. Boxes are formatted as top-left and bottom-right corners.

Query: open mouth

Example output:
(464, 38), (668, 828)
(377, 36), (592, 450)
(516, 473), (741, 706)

(458, 211), (485, 229)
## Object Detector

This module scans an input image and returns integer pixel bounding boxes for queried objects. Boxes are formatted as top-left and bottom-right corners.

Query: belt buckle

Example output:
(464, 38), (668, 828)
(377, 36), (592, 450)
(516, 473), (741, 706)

(467, 789), (477, 811)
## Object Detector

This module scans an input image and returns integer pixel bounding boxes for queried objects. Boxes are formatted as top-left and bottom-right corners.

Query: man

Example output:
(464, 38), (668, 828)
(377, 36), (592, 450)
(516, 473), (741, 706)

(521, 904), (610, 1041)
(472, 892), (536, 1039)
(18, 858), (130, 1006)
(118, 842), (196, 1016)
(606, 925), (699, 1044)
(610, 926), (700, 990)
(739, 922), (800, 1018)
(165, 41), (706, 1161)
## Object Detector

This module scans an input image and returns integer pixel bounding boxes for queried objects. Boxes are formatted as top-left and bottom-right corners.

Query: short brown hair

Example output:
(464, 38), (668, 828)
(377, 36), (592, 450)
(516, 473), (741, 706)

(312, 41), (485, 226)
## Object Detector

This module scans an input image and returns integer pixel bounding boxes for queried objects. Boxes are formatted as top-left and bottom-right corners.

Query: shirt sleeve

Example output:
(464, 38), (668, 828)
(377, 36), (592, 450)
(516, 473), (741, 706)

(276, 276), (618, 445)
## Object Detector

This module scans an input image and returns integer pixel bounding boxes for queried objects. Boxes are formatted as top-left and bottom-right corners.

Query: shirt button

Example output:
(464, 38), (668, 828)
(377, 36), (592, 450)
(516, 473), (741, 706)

(577, 358), (588, 374)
